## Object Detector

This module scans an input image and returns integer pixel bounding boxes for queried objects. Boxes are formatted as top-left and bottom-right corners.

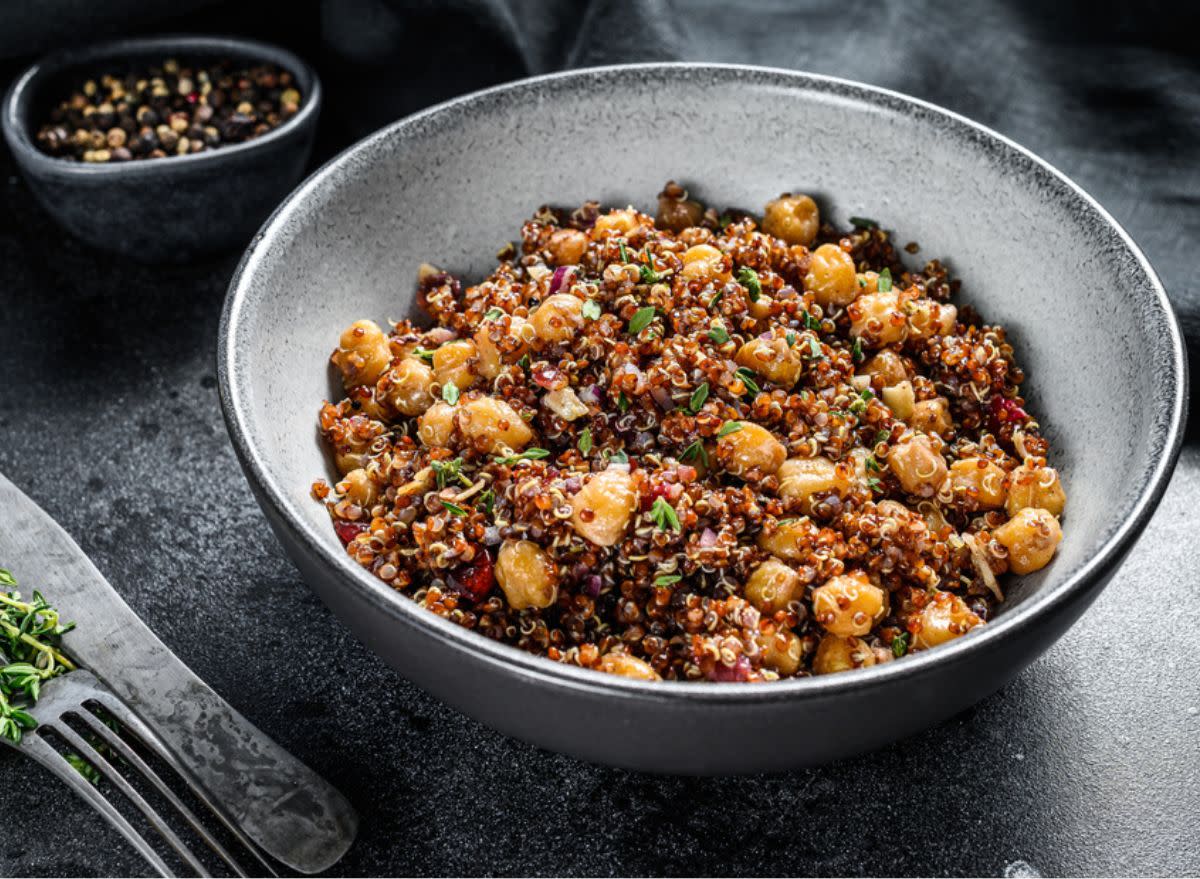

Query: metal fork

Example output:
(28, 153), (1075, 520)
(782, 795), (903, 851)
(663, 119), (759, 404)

(2, 670), (277, 878)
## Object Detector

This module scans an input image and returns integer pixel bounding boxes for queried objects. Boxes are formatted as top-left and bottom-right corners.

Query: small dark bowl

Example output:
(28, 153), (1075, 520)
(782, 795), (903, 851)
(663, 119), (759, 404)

(2, 35), (321, 262)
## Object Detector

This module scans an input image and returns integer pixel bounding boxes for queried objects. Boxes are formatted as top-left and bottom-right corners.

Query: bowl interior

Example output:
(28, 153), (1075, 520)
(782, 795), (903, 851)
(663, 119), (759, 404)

(6, 35), (316, 163)
(223, 65), (1182, 683)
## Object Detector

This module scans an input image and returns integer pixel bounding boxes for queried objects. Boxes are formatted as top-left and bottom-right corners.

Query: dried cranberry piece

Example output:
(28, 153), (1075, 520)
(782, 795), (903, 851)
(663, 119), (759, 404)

(707, 655), (752, 682)
(532, 367), (566, 390)
(334, 520), (368, 545)
(989, 394), (1029, 428)
(448, 550), (494, 603)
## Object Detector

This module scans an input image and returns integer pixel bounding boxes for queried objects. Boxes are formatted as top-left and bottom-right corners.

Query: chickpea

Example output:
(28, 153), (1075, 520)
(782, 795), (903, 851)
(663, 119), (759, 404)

(379, 358), (435, 416)
(849, 290), (906, 345)
(530, 293), (584, 345)
(855, 271), (880, 295)
(859, 350), (909, 387)
(338, 468), (377, 507)
(432, 339), (478, 392)
(593, 209), (639, 237)
(811, 572), (888, 637)
(993, 507), (1063, 574)
(716, 422), (786, 479)
(657, 183), (704, 232)
(417, 401), (457, 448)
(597, 652), (661, 681)
(330, 416), (381, 475)
(744, 557), (803, 615)
(813, 634), (876, 675)
(761, 193), (819, 247)
(680, 244), (731, 283)
(570, 468), (637, 547)
(912, 593), (982, 650)
(888, 434), (948, 498)
(881, 380), (915, 421)
(777, 456), (851, 512)
(332, 319), (392, 387)
(803, 243), (857, 307)
(910, 397), (952, 437)
(1006, 464), (1066, 517)
(735, 335), (805, 387)
(459, 396), (534, 454)
(494, 539), (558, 610)
(757, 517), (813, 562)
(547, 228), (587, 265)
(756, 627), (804, 675)
(474, 315), (531, 380)
(948, 458), (1008, 509)
(908, 299), (958, 338)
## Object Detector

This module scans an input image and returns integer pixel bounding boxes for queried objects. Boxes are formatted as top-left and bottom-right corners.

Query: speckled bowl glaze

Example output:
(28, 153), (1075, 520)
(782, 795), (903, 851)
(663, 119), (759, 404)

(219, 64), (1186, 774)
(2, 35), (321, 262)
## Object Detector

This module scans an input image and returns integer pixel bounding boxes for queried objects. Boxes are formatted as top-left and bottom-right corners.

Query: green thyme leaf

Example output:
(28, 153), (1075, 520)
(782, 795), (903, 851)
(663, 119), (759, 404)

(735, 266), (761, 302)
(852, 337), (864, 363)
(806, 336), (823, 359)
(494, 448), (551, 465)
(608, 449), (630, 464)
(640, 263), (664, 284)
(578, 427), (593, 456)
(866, 476), (884, 493)
(850, 216), (879, 229)
(442, 382), (460, 405)
(412, 347), (437, 363)
(735, 367), (760, 397)
(717, 420), (743, 438)
(649, 497), (681, 532)
(892, 632), (910, 658)
(875, 429), (891, 446)
(479, 489), (495, 514)
(802, 310), (822, 332)
(431, 457), (472, 489)
(441, 500), (468, 517)
(785, 331), (796, 347)
(517, 353), (531, 371)
(708, 289), (725, 309)
(654, 573), (683, 587)
(618, 240), (630, 263)
(877, 267), (893, 293)
(582, 299), (601, 320)
(707, 321), (730, 345)
(628, 306), (656, 335)
(483, 307), (505, 322)
(865, 455), (882, 473)
(680, 439), (708, 467)
(617, 391), (630, 413)
(689, 382), (709, 414)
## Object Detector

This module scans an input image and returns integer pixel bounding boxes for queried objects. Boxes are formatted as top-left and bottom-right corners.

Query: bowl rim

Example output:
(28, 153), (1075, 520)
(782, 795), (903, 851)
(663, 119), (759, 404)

(219, 61), (1188, 705)
(1, 33), (322, 177)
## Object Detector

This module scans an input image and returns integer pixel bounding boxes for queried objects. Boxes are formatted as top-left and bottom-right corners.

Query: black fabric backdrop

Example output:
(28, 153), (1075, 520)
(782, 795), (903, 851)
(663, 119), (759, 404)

(1, 2), (1198, 876)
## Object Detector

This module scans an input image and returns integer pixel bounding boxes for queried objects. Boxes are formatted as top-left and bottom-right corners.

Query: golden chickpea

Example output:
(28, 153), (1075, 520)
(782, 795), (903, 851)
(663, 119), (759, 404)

(911, 593), (981, 649)
(716, 422), (786, 479)
(813, 634), (876, 675)
(680, 244), (731, 283)
(596, 652), (661, 681)
(908, 299), (958, 338)
(948, 458), (1008, 509)
(777, 457), (850, 512)
(332, 319), (392, 387)
(757, 517), (813, 562)
(849, 290), (906, 345)
(888, 434), (948, 498)
(459, 396), (534, 454)
(744, 557), (803, 615)
(474, 315), (531, 380)
(993, 507), (1063, 575)
(656, 183), (704, 233)
(811, 572), (888, 637)
(881, 380), (915, 421)
(756, 627), (804, 675)
(495, 539), (558, 610)
(547, 228), (588, 265)
(432, 339), (478, 392)
(856, 271), (880, 295)
(803, 243), (857, 307)
(530, 293), (584, 345)
(859, 350), (909, 387)
(910, 397), (952, 437)
(570, 468), (638, 547)
(761, 193), (820, 247)
(593, 209), (639, 237)
(339, 468), (377, 507)
(1005, 464), (1067, 517)
(379, 358), (435, 416)
(417, 401), (457, 448)
(735, 335), (805, 387)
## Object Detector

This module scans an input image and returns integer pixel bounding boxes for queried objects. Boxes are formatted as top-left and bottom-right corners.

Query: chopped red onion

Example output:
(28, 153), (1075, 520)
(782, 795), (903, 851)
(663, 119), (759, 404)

(707, 656), (752, 682)
(699, 527), (718, 547)
(584, 575), (603, 598)
(548, 265), (575, 296)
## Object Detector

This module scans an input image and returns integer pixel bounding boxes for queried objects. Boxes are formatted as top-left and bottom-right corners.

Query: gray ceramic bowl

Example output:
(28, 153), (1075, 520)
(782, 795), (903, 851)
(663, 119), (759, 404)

(219, 64), (1186, 774)
(2, 35), (321, 262)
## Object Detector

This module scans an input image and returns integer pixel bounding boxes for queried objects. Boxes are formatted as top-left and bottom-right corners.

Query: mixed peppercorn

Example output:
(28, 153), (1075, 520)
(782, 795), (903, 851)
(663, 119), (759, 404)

(34, 58), (301, 163)
(313, 182), (1066, 682)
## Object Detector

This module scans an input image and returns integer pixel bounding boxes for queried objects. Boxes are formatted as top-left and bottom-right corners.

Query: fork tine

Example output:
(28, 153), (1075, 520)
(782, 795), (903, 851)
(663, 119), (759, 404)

(20, 732), (177, 879)
(72, 710), (252, 879)
(85, 693), (279, 878)
(49, 721), (213, 878)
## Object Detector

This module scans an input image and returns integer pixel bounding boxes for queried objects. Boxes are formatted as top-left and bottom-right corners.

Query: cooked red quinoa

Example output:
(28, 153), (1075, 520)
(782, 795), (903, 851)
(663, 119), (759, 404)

(314, 183), (1066, 682)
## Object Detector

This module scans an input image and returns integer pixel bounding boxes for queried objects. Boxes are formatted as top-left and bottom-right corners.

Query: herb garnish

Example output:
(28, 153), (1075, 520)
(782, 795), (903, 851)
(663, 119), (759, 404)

(688, 382), (709, 414)
(848, 388), (873, 415)
(431, 457), (473, 489)
(802, 310), (822, 332)
(412, 347), (437, 363)
(735, 266), (761, 302)
(628, 306), (656, 335)
(442, 382), (460, 405)
(483, 307), (505, 322)
(639, 263), (664, 284)
(707, 321), (730, 345)
(653, 573), (683, 587)
(607, 449), (630, 465)
(892, 632), (910, 658)
(649, 497), (681, 532)
(877, 267), (893, 293)
(582, 300), (601, 320)
(441, 500), (468, 517)
(849, 216), (878, 229)
(806, 336), (823, 359)
(851, 337), (864, 363)
(717, 420), (743, 438)
(617, 391), (630, 413)
(681, 440), (709, 467)
(734, 367), (761, 397)
(578, 427), (593, 456)
(618, 240), (630, 263)
(494, 448), (551, 465)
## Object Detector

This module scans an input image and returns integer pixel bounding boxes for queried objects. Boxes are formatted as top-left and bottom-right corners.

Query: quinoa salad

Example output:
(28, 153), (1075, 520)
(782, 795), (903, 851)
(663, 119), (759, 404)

(313, 182), (1066, 683)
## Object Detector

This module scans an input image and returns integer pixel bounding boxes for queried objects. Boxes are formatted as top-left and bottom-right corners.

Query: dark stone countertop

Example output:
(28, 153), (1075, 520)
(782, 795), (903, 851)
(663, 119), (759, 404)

(1, 5), (1199, 875)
